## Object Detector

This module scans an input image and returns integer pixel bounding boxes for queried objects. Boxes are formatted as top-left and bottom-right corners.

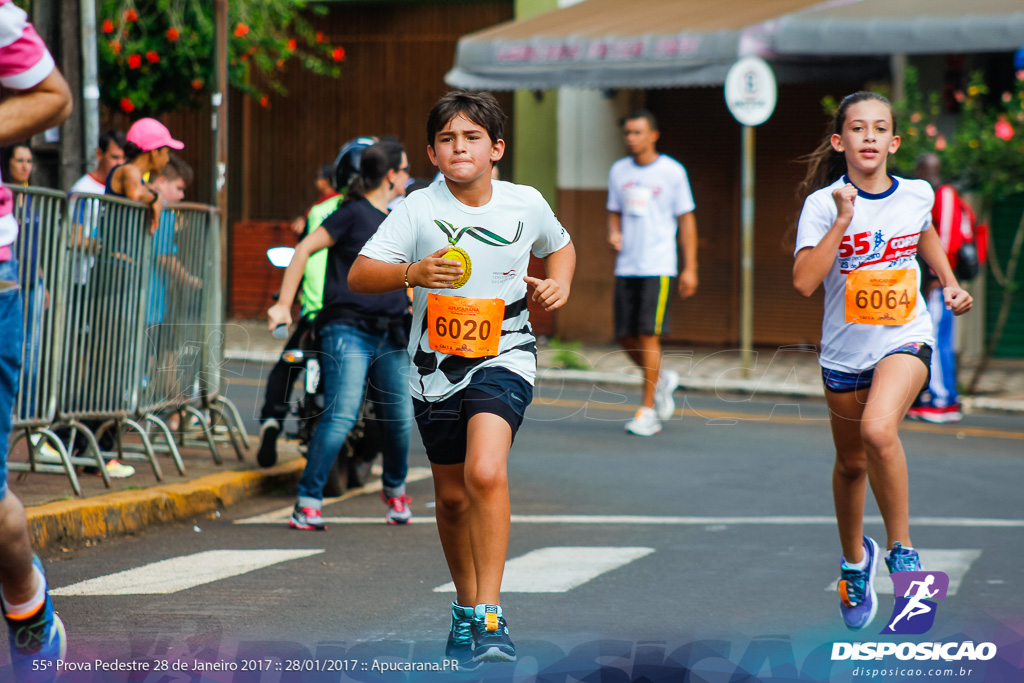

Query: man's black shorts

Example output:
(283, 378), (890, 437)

(614, 275), (672, 339)
(412, 366), (533, 465)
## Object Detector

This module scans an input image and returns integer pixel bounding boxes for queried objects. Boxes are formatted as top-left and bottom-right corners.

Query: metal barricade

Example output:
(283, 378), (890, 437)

(53, 193), (164, 481)
(7, 187), (81, 493)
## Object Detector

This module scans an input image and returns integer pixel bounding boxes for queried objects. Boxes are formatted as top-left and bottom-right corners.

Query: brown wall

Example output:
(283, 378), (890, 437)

(556, 82), (861, 348)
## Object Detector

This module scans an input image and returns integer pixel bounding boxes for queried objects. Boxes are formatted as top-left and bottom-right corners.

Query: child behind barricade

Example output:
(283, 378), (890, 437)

(792, 92), (972, 633)
(106, 118), (184, 233)
(348, 91), (576, 670)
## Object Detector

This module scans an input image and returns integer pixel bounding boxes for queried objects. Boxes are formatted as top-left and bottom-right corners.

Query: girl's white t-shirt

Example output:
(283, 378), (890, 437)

(795, 175), (936, 373)
(360, 179), (570, 401)
(606, 154), (695, 277)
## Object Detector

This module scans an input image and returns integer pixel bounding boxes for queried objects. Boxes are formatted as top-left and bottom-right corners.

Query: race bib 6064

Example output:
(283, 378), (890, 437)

(845, 268), (917, 325)
(427, 293), (504, 358)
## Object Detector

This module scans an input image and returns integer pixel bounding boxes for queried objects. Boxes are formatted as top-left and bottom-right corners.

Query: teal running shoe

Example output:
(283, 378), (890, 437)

(471, 604), (516, 664)
(838, 536), (879, 631)
(4, 555), (67, 682)
(885, 542), (922, 573)
(444, 603), (476, 671)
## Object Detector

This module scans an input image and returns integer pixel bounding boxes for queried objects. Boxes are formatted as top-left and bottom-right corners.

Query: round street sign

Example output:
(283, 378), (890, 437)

(724, 56), (777, 127)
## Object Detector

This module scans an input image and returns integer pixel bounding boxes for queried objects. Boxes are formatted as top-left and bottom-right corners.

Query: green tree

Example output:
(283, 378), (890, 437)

(96, 0), (344, 115)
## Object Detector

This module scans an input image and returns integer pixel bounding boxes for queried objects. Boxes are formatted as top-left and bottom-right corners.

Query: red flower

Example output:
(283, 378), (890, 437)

(316, 32), (324, 43)
(276, 58), (284, 68)
(102, 19), (114, 33)
(287, 38), (296, 50)
(146, 51), (160, 64)
(192, 79), (204, 90)
(234, 23), (249, 37)
(995, 115), (1015, 141)
(110, 40), (122, 54)
(259, 95), (269, 108)
(166, 27), (179, 42)
(332, 47), (345, 62)
(124, 9), (138, 22)
(127, 54), (142, 69)
(120, 98), (135, 113)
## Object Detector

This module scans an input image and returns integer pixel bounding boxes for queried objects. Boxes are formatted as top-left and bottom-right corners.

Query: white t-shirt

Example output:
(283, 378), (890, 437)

(69, 173), (106, 196)
(795, 175), (936, 373)
(606, 154), (695, 277)
(360, 179), (571, 401)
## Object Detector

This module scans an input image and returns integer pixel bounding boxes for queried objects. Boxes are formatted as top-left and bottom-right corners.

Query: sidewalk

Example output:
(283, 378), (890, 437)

(15, 318), (1023, 551)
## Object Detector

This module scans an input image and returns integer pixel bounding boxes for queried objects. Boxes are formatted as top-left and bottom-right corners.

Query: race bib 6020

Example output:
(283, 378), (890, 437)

(427, 293), (504, 358)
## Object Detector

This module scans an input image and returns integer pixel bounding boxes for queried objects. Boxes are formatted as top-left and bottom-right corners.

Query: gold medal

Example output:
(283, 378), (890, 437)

(443, 246), (471, 289)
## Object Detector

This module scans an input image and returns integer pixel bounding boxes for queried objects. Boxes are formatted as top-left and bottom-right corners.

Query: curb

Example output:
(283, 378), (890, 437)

(26, 459), (304, 551)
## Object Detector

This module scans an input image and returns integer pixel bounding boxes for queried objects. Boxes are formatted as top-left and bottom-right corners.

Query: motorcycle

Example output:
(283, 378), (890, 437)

(267, 247), (382, 496)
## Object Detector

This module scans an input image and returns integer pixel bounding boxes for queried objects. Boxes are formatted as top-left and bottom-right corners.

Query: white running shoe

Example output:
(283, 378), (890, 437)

(625, 407), (662, 436)
(103, 459), (135, 478)
(654, 369), (679, 420)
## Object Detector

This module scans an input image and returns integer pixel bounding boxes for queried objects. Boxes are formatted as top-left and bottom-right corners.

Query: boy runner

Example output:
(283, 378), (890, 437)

(349, 91), (576, 669)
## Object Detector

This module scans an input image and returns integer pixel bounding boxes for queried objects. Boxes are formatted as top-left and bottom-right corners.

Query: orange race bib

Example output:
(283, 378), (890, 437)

(845, 268), (918, 325)
(427, 293), (505, 358)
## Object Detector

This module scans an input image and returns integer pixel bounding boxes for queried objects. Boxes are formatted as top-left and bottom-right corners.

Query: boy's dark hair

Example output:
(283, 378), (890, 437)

(621, 110), (659, 132)
(159, 154), (193, 187)
(98, 130), (127, 153)
(427, 91), (506, 147)
(318, 163), (334, 182)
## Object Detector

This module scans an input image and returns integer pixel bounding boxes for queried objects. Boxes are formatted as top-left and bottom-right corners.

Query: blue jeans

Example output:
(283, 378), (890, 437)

(0, 257), (24, 501)
(296, 321), (413, 508)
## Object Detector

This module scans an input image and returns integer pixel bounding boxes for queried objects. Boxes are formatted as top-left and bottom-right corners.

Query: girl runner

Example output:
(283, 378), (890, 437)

(793, 91), (972, 631)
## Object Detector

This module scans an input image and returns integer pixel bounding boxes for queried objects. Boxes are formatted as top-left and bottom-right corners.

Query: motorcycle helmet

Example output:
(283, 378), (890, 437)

(333, 136), (377, 191)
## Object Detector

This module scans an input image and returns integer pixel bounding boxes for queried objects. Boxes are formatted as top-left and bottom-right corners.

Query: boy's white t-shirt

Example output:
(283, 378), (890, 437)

(360, 179), (570, 401)
(606, 154), (695, 277)
(795, 175), (936, 373)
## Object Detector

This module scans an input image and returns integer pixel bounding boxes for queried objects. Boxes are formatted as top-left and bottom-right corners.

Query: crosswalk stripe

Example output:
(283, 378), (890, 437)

(826, 549), (982, 596)
(235, 512), (1024, 528)
(434, 547), (655, 593)
(51, 550), (324, 596)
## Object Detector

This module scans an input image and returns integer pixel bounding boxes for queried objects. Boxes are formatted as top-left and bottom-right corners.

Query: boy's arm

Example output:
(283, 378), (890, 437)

(0, 70), (72, 145)
(607, 211), (622, 251)
(525, 241), (575, 311)
(677, 211), (697, 298)
(349, 248), (463, 293)
(917, 226), (972, 315)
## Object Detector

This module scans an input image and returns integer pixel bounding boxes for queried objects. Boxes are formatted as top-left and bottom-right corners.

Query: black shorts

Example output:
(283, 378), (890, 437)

(821, 342), (933, 394)
(614, 276), (672, 339)
(413, 366), (533, 465)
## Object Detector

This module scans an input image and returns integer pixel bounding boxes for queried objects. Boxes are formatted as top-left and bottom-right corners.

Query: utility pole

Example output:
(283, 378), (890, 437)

(213, 0), (229, 302)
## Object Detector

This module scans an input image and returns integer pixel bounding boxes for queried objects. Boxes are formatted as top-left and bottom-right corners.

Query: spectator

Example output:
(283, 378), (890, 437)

(607, 110), (698, 436)
(69, 130), (126, 195)
(2, 143), (31, 186)
(106, 117), (184, 232)
(0, 0), (72, 676)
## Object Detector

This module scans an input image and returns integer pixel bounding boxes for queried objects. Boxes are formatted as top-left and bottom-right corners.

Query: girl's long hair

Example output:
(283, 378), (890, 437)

(797, 91), (897, 201)
(344, 141), (404, 204)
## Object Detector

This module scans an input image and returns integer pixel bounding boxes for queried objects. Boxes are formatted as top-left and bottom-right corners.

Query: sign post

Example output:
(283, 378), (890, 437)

(724, 56), (777, 378)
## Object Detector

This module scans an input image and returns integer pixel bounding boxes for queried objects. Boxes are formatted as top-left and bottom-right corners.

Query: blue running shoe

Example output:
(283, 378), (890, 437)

(471, 604), (516, 664)
(838, 536), (879, 631)
(444, 603), (476, 671)
(4, 556), (67, 681)
(885, 542), (922, 573)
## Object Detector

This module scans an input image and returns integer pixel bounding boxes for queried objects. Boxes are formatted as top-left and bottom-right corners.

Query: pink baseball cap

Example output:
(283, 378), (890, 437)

(126, 118), (184, 152)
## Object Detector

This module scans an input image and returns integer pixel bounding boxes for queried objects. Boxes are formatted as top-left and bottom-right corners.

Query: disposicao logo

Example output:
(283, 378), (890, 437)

(882, 571), (948, 635)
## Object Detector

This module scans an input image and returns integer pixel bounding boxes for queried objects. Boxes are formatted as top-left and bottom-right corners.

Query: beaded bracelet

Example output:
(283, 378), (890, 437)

(404, 262), (413, 288)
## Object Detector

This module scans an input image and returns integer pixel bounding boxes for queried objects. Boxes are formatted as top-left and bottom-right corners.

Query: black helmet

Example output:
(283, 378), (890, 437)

(333, 136), (376, 190)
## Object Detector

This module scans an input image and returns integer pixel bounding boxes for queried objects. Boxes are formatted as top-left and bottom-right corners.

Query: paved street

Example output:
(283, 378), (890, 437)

(35, 360), (1024, 681)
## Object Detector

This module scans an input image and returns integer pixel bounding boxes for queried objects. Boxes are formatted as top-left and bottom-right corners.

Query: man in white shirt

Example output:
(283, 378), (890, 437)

(607, 110), (698, 436)
(68, 129), (125, 195)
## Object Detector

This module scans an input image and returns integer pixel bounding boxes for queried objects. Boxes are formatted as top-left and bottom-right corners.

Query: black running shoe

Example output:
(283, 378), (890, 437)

(471, 604), (516, 664)
(257, 419), (280, 468)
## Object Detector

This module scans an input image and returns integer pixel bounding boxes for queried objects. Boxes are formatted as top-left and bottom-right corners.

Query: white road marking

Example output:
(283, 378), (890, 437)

(51, 549), (324, 596)
(235, 511), (1024, 528)
(434, 547), (655, 594)
(826, 549), (982, 596)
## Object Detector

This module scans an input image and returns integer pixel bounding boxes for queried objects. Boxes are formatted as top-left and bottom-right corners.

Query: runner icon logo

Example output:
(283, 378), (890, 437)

(881, 571), (949, 635)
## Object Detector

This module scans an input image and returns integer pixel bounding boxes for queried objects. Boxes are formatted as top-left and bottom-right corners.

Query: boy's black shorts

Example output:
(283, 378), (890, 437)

(413, 366), (533, 465)
(614, 275), (672, 339)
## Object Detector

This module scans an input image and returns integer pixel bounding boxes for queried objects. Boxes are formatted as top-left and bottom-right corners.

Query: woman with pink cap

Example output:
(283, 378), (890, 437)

(105, 117), (184, 231)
